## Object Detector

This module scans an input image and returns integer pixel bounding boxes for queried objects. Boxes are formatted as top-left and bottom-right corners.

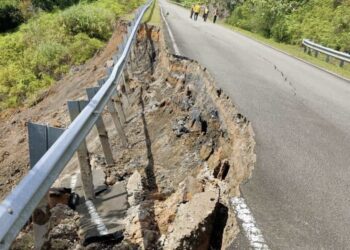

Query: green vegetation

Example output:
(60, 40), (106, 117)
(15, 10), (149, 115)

(0, 0), (143, 110)
(31, 0), (80, 11)
(143, 0), (161, 25)
(227, 0), (350, 52)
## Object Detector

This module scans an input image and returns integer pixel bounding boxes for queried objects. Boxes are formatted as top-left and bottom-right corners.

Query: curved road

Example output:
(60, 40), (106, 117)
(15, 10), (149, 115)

(160, 0), (350, 249)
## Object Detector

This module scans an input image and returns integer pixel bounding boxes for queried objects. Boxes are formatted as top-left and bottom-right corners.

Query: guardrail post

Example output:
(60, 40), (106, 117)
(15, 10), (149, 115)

(113, 54), (119, 64)
(107, 100), (128, 147)
(307, 48), (312, 55)
(314, 50), (318, 57)
(113, 95), (126, 124)
(97, 79), (128, 144)
(118, 78), (130, 107)
(86, 87), (115, 166)
(121, 72), (131, 94)
(106, 67), (113, 77)
(98, 77), (108, 87)
(326, 55), (330, 62)
(28, 123), (65, 250)
(340, 60), (345, 67)
(67, 101), (95, 200)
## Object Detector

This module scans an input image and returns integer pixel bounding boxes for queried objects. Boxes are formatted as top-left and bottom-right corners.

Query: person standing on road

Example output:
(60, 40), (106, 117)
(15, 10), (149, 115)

(190, 4), (194, 19)
(203, 6), (209, 22)
(193, 3), (201, 21)
(213, 8), (218, 23)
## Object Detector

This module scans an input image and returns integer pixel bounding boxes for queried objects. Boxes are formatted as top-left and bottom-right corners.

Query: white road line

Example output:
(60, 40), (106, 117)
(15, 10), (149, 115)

(231, 197), (270, 250)
(70, 172), (78, 191)
(85, 200), (109, 235)
(160, 5), (181, 55)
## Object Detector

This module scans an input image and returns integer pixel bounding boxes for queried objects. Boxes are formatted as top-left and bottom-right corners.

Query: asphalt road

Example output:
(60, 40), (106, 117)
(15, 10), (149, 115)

(159, 1), (350, 249)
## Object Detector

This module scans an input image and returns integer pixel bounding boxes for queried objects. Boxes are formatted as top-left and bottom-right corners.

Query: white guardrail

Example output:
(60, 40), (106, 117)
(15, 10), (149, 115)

(0, 1), (153, 249)
(302, 39), (350, 67)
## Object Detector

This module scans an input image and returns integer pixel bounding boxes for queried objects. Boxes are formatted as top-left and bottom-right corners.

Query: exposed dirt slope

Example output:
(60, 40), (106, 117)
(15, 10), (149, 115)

(0, 22), (129, 201)
(6, 23), (255, 250)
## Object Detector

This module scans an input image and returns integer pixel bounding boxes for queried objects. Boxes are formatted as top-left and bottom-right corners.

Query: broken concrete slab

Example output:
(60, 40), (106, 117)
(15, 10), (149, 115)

(162, 189), (219, 250)
(126, 171), (144, 207)
(76, 182), (128, 246)
(60, 168), (107, 196)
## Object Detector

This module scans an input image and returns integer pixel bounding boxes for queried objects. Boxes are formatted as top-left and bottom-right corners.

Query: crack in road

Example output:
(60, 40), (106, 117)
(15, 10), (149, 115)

(261, 56), (297, 96)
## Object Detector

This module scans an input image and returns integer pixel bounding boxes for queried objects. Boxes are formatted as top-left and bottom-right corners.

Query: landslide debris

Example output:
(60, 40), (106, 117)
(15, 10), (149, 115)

(8, 22), (255, 250)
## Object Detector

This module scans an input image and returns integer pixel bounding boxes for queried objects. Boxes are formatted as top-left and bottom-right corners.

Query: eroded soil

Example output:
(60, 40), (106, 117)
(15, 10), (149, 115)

(6, 23), (255, 250)
(0, 22), (130, 201)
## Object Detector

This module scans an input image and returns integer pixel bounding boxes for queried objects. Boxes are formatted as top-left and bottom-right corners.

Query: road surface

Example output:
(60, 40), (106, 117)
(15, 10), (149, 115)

(160, 0), (350, 249)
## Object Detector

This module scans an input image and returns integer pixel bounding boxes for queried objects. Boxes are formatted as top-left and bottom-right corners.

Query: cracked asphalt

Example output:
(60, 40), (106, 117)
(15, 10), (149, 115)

(160, 0), (350, 248)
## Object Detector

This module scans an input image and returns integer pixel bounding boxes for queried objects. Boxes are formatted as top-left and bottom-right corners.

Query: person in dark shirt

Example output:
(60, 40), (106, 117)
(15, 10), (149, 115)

(213, 8), (218, 23)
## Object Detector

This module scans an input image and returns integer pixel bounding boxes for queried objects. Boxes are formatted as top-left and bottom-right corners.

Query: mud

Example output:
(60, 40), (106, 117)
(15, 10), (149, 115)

(5, 22), (255, 250)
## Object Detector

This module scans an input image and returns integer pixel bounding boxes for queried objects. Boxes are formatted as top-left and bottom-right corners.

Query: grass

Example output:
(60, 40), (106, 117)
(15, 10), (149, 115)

(143, 0), (161, 25)
(221, 23), (350, 80)
(0, 0), (144, 110)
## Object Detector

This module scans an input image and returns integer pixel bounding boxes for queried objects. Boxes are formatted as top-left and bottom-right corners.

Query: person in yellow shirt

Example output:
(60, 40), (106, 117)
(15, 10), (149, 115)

(193, 3), (201, 21)
(190, 4), (194, 19)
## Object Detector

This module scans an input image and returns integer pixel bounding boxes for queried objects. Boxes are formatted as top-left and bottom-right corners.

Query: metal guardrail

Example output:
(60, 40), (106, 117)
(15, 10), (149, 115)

(0, 1), (153, 249)
(302, 39), (350, 67)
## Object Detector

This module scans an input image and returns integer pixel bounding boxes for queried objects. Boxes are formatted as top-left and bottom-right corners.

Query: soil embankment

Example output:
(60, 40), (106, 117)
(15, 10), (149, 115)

(8, 22), (255, 249)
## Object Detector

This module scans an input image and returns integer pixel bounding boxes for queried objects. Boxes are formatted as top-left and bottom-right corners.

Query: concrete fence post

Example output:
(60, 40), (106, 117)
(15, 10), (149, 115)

(86, 87), (115, 166)
(307, 48), (312, 55)
(121, 72), (131, 94)
(107, 100), (128, 147)
(113, 96), (126, 124)
(67, 101), (95, 200)
(326, 55), (330, 62)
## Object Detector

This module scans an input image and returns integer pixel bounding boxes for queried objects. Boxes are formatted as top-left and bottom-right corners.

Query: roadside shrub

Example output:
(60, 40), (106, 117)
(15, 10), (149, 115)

(30, 42), (70, 78)
(0, 64), (41, 108)
(0, 0), (144, 109)
(271, 19), (290, 43)
(0, 1), (24, 32)
(60, 5), (115, 40)
(227, 0), (350, 52)
(0, 32), (25, 67)
(69, 33), (104, 64)
(21, 13), (69, 47)
(31, 0), (79, 11)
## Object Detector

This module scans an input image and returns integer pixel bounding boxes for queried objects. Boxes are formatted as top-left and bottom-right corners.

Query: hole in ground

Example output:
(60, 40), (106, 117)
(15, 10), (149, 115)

(221, 161), (230, 180)
(209, 202), (228, 249)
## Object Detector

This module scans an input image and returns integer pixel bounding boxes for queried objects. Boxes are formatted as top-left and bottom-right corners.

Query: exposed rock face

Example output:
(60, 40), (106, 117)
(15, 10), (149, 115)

(102, 22), (255, 249)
